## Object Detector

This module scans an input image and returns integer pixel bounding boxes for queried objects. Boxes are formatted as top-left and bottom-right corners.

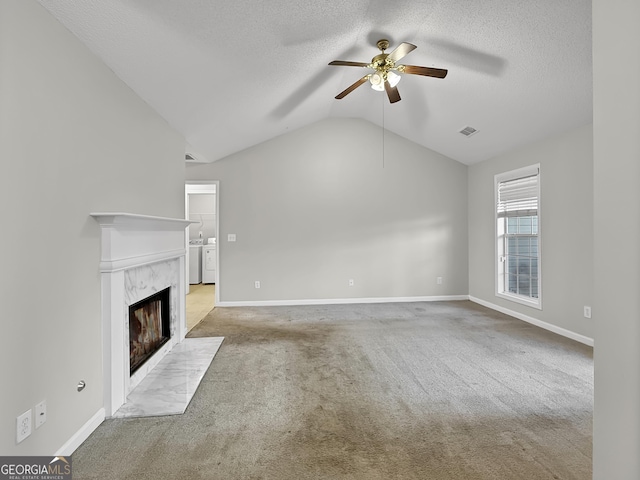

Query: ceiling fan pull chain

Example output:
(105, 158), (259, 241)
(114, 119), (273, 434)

(382, 94), (385, 169)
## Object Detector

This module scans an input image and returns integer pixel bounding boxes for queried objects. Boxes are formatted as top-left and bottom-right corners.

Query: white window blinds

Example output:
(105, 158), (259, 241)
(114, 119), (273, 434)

(497, 173), (539, 218)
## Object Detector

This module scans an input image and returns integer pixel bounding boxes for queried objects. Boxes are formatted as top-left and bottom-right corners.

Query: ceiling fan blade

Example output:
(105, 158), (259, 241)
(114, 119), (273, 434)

(328, 60), (370, 67)
(400, 65), (448, 78)
(335, 76), (369, 99)
(384, 80), (401, 103)
(386, 42), (417, 63)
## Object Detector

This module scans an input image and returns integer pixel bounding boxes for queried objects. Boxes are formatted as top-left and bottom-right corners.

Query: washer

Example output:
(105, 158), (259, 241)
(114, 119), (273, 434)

(202, 243), (216, 284)
(188, 243), (202, 284)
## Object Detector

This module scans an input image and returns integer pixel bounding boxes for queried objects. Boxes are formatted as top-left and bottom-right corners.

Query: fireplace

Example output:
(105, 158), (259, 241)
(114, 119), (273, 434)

(91, 212), (192, 417)
(129, 287), (171, 375)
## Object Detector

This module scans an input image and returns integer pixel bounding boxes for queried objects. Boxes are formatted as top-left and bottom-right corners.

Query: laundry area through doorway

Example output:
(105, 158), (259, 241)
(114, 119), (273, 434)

(186, 183), (218, 330)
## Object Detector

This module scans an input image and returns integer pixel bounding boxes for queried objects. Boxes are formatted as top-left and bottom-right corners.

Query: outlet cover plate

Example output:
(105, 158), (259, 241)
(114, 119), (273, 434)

(35, 400), (46, 429)
(17, 409), (32, 443)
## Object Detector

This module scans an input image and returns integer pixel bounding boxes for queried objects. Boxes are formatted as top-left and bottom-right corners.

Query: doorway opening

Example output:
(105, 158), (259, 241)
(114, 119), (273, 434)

(185, 182), (219, 331)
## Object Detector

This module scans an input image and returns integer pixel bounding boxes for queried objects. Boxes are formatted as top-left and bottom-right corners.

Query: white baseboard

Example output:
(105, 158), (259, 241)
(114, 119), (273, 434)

(469, 296), (594, 346)
(217, 295), (469, 308)
(56, 408), (105, 456)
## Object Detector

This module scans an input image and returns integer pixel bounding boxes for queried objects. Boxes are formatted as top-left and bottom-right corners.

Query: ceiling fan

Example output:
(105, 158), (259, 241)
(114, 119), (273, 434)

(329, 39), (448, 104)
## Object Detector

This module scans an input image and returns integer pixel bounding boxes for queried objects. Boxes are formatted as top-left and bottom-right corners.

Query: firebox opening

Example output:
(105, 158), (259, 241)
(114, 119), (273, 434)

(129, 287), (171, 375)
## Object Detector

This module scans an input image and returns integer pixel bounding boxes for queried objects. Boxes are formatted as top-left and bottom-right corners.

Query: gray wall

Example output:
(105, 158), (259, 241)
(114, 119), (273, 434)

(188, 193), (217, 241)
(186, 118), (468, 303)
(0, 0), (185, 455)
(468, 124), (593, 339)
(593, 0), (640, 476)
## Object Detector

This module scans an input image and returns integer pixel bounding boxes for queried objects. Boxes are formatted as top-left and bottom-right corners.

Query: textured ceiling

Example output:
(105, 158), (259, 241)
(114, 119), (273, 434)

(36, 0), (592, 165)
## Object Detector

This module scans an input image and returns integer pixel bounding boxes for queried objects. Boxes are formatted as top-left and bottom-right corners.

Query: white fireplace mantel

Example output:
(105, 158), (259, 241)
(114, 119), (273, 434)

(91, 212), (192, 417)
(91, 212), (193, 229)
(91, 213), (193, 272)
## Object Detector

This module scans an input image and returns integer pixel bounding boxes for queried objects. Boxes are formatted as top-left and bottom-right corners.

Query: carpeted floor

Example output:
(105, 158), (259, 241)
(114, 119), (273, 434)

(72, 300), (592, 479)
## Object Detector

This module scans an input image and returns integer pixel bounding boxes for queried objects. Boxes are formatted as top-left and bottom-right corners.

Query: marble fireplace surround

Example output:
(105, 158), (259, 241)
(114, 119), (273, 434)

(91, 213), (192, 418)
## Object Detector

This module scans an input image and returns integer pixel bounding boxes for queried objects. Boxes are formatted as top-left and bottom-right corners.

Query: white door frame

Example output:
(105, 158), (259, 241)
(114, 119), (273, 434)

(185, 181), (220, 305)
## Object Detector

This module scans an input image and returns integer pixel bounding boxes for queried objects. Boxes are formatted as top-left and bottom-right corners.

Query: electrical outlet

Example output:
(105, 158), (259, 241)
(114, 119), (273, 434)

(436, 277), (443, 285)
(348, 279), (354, 287)
(35, 400), (46, 429)
(16, 409), (32, 443)
(254, 281), (260, 289)
(584, 306), (592, 319)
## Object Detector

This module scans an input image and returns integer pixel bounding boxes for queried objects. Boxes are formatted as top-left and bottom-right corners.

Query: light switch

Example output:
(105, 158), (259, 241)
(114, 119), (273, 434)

(228, 234), (236, 242)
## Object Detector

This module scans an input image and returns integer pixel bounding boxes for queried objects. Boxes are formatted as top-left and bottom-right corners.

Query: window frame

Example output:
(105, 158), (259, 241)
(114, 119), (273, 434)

(494, 164), (542, 309)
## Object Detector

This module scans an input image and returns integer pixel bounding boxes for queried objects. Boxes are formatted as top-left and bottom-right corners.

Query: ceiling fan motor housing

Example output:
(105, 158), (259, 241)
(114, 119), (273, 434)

(372, 53), (391, 70)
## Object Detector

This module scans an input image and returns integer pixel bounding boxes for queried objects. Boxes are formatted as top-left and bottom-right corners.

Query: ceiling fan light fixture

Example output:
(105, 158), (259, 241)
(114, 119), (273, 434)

(387, 70), (401, 88)
(369, 72), (384, 91)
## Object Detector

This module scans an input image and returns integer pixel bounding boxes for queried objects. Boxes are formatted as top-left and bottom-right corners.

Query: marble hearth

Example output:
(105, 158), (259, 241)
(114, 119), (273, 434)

(113, 336), (223, 418)
(92, 213), (192, 417)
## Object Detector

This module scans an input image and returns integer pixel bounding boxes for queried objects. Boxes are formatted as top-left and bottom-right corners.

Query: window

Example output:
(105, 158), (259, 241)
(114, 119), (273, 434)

(495, 165), (541, 308)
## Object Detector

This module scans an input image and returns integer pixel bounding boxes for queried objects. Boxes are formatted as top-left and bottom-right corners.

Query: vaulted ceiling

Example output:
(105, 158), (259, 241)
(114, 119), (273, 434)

(36, 0), (592, 165)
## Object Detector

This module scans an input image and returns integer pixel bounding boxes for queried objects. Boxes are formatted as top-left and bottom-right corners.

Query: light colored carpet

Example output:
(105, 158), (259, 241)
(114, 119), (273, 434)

(186, 283), (215, 331)
(73, 300), (592, 479)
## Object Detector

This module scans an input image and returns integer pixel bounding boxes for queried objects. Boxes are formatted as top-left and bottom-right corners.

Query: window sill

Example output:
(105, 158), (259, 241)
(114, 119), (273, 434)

(496, 292), (542, 310)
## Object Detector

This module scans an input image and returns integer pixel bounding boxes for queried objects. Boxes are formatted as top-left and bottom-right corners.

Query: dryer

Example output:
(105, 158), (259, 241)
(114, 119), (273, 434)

(202, 243), (216, 284)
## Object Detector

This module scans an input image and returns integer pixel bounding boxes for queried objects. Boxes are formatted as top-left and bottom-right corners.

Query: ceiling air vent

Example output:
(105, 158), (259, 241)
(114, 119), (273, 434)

(459, 126), (478, 137)
(185, 153), (211, 164)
